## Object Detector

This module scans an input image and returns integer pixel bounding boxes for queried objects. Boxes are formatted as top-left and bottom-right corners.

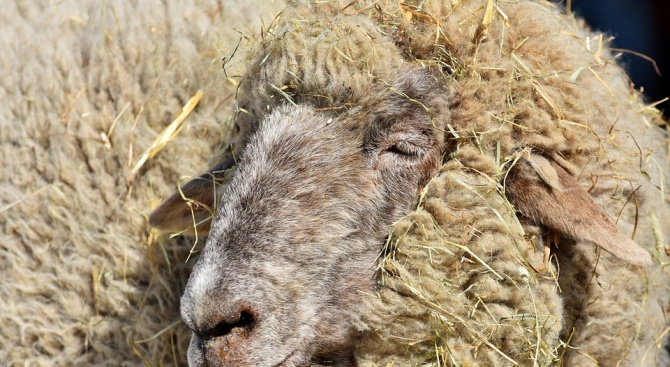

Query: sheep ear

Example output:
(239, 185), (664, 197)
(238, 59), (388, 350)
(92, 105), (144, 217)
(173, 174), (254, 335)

(149, 159), (233, 235)
(505, 153), (653, 267)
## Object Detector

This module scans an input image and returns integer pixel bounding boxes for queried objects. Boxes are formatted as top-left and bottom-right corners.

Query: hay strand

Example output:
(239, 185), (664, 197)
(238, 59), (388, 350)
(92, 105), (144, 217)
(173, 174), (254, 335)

(129, 90), (204, 179)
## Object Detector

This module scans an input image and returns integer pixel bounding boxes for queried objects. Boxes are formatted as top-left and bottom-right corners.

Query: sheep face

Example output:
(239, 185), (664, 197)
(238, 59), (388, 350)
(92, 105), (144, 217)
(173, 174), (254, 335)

(178, 73), (445, 367)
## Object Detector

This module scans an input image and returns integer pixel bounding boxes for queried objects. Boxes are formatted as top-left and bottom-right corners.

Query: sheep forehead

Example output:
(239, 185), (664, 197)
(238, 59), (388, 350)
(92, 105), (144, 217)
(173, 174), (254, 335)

(237, 106), (366, 190)
(209, 105), (373, 241)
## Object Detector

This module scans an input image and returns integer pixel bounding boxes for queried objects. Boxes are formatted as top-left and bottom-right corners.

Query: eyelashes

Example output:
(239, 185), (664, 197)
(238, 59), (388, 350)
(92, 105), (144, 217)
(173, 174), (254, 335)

(385, 140), (426, 158)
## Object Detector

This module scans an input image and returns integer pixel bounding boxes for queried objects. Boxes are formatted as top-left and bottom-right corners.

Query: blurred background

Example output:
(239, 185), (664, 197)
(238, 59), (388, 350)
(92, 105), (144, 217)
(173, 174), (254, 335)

(550, 0), (669, 118)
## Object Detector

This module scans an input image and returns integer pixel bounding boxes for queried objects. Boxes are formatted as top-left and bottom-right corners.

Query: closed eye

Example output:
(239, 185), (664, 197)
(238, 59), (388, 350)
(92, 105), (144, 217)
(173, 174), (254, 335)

(385, 140), (425, 157)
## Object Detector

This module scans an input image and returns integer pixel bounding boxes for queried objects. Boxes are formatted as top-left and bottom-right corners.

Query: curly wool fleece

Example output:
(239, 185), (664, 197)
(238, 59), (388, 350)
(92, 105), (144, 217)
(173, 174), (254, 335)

(1, 0), (668, 366)
(228, 0), (670, 366)
(0, 0), (286, 365)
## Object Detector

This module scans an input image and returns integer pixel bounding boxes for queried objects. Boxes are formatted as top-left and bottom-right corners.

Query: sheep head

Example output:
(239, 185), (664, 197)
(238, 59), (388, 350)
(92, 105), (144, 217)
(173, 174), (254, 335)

(150, 72), (446, 367)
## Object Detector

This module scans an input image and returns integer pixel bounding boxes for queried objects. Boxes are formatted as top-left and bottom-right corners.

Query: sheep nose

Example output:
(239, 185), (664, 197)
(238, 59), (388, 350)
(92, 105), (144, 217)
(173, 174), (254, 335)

(203, 310), (255, 340)
(193, 307), (257, 364)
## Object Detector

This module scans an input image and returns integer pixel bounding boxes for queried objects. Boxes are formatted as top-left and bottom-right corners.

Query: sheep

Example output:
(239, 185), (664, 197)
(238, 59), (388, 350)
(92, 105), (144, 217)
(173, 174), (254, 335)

(2, 0), (667, 366)
(148, 0), (670, 366)
(0, 0), (287, 365)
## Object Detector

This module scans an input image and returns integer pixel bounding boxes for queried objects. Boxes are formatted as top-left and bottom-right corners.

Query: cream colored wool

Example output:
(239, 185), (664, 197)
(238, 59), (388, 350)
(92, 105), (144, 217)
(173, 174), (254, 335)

(0, 1), (286, 365)
(356, 161), (564, 366)
(2, 0), (669, 367)
(226, 0), (670, 366)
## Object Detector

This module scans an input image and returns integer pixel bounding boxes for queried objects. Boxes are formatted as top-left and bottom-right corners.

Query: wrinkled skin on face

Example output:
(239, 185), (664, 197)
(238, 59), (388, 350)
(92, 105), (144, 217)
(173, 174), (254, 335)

(173, 73), (445, 367)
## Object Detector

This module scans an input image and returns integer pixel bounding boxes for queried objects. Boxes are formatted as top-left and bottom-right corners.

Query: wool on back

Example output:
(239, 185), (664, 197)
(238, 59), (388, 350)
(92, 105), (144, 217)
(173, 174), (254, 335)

(0, 1), (286, 365)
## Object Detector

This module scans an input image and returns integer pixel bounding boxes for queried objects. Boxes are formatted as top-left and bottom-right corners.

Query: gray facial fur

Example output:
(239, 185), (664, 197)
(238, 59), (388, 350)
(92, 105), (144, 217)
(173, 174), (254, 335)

(180, 73), (446, 367)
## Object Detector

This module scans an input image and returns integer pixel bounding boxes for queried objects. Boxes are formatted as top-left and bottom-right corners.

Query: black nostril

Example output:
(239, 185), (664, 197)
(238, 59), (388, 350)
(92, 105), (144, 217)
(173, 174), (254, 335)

(203, 310), (255, 340)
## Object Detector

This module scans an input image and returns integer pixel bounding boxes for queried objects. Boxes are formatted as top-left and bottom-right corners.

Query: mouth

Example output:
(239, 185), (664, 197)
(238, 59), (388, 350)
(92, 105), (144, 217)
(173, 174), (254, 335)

(311, 349), (355, 366)
(268, 347), (354, 367)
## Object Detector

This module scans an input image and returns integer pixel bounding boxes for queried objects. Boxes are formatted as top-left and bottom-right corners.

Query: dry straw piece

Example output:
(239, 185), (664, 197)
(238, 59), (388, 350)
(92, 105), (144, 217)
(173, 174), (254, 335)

(130, 90), (204, 180)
